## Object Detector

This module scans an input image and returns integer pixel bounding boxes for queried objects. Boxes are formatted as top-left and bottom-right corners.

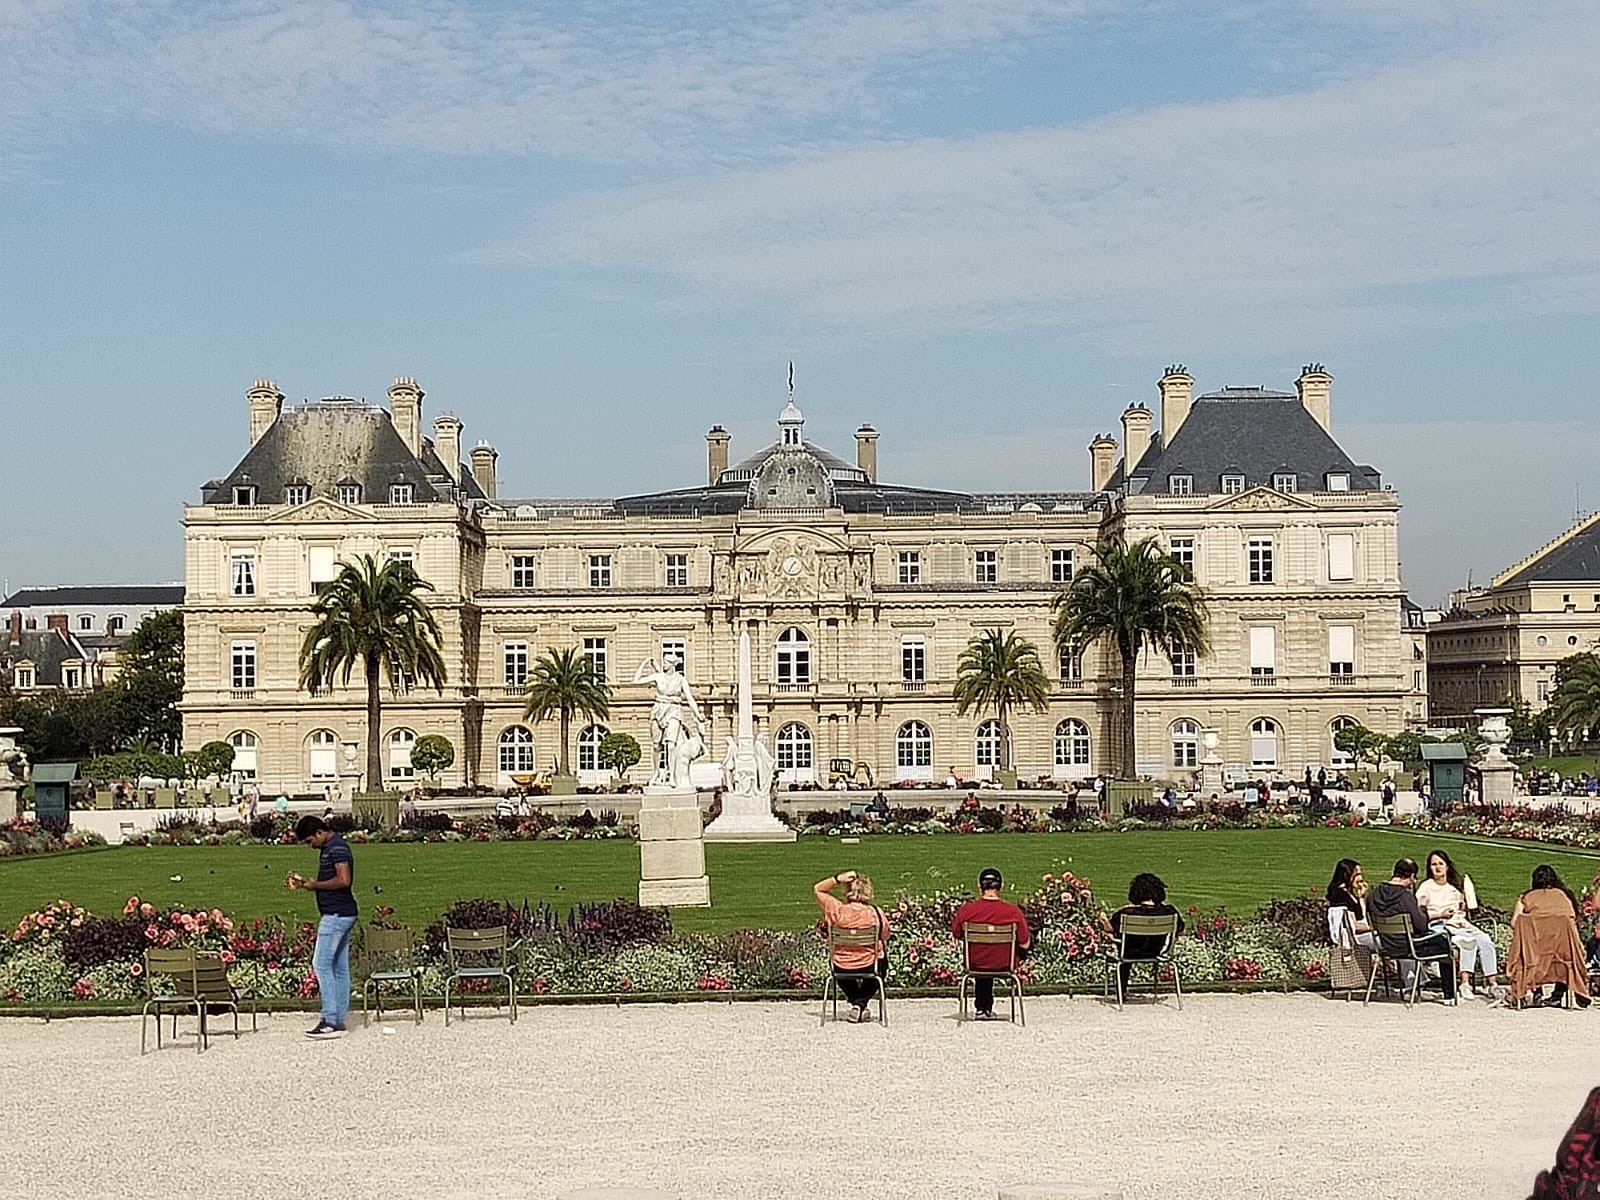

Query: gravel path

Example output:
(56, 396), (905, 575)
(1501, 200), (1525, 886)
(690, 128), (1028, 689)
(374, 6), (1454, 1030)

(0, 993), (1590, 1200)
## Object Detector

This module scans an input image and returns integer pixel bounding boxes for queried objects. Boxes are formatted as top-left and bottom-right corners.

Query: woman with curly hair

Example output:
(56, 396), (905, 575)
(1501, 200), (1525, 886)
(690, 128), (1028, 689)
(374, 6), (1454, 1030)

(1099, 872), (1185, 996)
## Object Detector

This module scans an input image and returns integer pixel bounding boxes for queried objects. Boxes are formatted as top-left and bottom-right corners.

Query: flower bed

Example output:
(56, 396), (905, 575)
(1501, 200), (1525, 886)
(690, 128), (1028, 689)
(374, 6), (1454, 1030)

(795, 801), (1359, 838)
(0, 818), (107, 858)
(121, 809), (637, 848)
(1399, 804), (1600, 852)
(1, 873), (1411, 1009)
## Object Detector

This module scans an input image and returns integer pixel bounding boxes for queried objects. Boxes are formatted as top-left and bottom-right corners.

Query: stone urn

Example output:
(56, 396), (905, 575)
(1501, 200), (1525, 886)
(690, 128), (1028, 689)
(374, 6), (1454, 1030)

(1474, 708), (1513, 766)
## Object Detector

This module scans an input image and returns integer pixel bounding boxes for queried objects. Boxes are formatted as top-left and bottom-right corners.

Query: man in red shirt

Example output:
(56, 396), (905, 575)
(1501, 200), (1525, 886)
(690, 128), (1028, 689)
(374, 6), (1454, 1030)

(951, 867), (1031, 1020)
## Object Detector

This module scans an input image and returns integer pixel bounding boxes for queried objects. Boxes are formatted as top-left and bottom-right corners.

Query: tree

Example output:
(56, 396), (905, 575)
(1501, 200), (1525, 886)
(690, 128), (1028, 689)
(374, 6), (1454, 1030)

(952, 628), (1051, 772)
(1333, 722), (1386, 770)
(12, 689), (124, 762)
(192, 740), (235, 781)
(1051, 536), (1210, 778)
(598, 731), (642, 782)
(410, 734), (455, 780)
(522, 647), (611, 777)
(110, 609), (185, 753)
(1550, 654), (1600, 742)
(298, 555), (447, 793)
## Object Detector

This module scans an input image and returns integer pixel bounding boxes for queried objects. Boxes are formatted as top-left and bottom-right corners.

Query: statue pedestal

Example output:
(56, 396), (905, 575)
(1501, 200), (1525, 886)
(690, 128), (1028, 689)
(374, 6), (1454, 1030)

(704, 789), (796, 843)
(637, 786), (710, 907)
(0, 726), (25, 823)
(1477, 760), (1517, 807)
(0, 784), (19, 824)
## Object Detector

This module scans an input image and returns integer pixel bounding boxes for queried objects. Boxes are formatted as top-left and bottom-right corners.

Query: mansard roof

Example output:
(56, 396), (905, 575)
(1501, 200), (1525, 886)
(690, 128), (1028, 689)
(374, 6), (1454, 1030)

(2, 585), (184, 609)
(1496, 511), (1600, 587)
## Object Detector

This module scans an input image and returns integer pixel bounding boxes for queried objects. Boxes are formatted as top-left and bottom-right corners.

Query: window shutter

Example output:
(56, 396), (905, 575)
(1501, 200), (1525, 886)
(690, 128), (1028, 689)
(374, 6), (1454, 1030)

(1328, 533), (1355, 581)
(308, 546), (337, 583)
(1249, 626), (1276, 670)
(1328, 624), (1355, 665)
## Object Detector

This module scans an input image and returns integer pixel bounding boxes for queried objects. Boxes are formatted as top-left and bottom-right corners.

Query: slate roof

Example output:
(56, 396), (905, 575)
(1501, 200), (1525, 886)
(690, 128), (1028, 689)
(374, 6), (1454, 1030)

(1498, 516), (1600, 586)
(1115, 388), (1381, 495)
(2, 585), (184, 609)
(201, 400), (484, 505)
(2, 628), (86, 686)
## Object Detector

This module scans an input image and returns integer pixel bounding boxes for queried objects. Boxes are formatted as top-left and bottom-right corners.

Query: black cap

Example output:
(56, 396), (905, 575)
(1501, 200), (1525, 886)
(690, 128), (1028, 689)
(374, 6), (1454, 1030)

(978, 867), (1003, 888)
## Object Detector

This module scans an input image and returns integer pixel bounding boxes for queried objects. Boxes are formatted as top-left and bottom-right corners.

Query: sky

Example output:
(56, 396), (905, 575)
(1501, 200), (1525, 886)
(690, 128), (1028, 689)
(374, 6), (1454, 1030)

(3, 0), (1598, 605)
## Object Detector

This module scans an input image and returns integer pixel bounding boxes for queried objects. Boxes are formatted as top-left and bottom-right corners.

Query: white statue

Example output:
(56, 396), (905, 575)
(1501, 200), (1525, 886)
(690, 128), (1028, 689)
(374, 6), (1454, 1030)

(631, 653), (706, 791)
(704, 631), (796, 842)
(722, 728), (774, 799)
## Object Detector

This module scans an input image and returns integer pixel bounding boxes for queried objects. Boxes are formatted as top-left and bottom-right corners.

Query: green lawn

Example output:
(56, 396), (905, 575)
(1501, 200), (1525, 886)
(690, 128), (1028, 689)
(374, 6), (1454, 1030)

(5, 829), (1599, 933)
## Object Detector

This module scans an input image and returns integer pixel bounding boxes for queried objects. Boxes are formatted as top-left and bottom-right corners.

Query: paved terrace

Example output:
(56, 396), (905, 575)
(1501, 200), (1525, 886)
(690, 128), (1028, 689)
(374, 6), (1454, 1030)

(0, 993), (1589, 1199)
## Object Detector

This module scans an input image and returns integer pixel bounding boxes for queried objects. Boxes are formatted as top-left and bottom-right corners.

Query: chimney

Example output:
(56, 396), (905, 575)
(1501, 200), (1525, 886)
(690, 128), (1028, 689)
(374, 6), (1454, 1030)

(46, 613), (68, 635)
(246, 379), (284, 445)
(6, 611), (19, 645)
(433, 413), (463, 482)
(1158, 364), (1195, 448)
(855, 424), (879, 483)
(470, 441), (498, 499)
(1297, 363), (1332, 432)
(1089, 434), (1119, 492)
(388, 377), (424, 458)
(706, 425), (731, 484)
(1120, 403), (1153, 474)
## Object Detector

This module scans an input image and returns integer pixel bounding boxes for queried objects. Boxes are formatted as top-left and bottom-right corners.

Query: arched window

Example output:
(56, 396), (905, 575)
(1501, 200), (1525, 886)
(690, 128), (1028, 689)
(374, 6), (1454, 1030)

(775, 723), (813, 772)
(229, 730), (258, 780)
(896, 721), (933, 780)
(1329, 716), (1358, 768)
(577, 724), (609, 773)
(975, 719), (1002, 768)
(1171, 719), (1199, 769)
(1250, 718), (1280, 769)
(1054, 719), (1091, 770)
(307, 729), (338, 780)
(387, 728), (416, 780)
(497, 726), (535, 781)
(775, 627), (811, 686)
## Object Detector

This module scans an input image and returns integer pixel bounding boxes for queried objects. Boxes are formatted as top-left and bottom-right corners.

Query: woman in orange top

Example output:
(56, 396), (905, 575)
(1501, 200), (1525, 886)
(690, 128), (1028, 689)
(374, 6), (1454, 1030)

(813, 870), (889, 1023)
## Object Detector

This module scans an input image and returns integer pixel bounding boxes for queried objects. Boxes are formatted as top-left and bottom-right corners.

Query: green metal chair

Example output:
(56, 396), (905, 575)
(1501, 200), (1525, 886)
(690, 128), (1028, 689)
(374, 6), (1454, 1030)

(443, 926), (518, 1025)
(819, 925), (888, 1026)
(957, 922), (1026, 1025)
(357, 926), (424, 1026)
(141, 949), (256, 1053)
(1104, 912), (1183, 1011)
(1365, 913), (1458, 1007)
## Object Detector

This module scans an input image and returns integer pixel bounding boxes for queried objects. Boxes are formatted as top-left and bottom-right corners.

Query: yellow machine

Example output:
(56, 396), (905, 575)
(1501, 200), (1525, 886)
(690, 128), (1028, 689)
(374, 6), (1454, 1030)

(827, 758), (874, 787)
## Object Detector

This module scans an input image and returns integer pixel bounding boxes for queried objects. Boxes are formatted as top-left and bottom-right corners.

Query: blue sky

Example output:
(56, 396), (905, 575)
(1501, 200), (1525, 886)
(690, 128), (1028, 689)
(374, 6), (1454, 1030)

(3, 0), (1598, 604)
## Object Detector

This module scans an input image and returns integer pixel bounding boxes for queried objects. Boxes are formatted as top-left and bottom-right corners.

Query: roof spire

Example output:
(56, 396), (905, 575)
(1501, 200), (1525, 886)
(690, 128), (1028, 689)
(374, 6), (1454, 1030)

(778, 363), (805, 447)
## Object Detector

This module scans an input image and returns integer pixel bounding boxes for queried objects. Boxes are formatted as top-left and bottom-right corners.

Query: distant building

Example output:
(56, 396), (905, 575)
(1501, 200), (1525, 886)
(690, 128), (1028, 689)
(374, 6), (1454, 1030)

(2, 585), (184, 690)
(1428, 511), (1600, 719)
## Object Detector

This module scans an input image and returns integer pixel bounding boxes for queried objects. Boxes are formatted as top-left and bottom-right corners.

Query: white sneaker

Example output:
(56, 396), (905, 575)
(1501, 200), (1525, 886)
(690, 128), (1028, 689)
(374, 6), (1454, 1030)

(1458, 982), (1475, 1001)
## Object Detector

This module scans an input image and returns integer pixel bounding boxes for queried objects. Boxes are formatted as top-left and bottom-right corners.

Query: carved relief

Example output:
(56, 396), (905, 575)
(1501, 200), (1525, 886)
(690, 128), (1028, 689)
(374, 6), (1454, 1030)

(765, 535), (818, 598)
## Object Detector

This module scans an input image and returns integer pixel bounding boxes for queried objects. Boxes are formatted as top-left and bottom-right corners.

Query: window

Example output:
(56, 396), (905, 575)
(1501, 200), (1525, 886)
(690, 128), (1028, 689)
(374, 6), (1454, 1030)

(1249, 626), (1276, 676)
(337, 483), (362, 505)
(308, 546), (338, 588)
(510, 555), (537, 589)
(975, 719), (1002, 768)
(1168, 475), (1193, 496)
(78, 615), (92, 631)
(1248, 537), (1274, 584)
(901, 635), (926, 683)
(14, 665), (33, 689)
(1272, 473), (1297, 493)
(1168, 536), (1195, 573)
(582, 636), (608, 683)
(307, 730), (338, 780)
(974, 550), (997, 584)
(897, 552), (921, 585)
(387, 548), (415, 568)
(1050, 549), (1074, 584)
(1058, 643), (1082, 682)
(1538, 679), (1551, 702)
(1327, 533), (1354, 582)
(1054, 719), (1091, 770)
(775, 627), (811, 685)
(896, 721), (933, 772)
(1171, 720), (1199, 768)
(1414, 669), (1423, 691)
(232, 485), (257, 506)
(588, 555), (612, 588)
(577, 724), (608, 772)
(660, 638), (687, 673)
(63, 665), (82, 689)
(497, 726), (536, 779)
(1328, 625), (1355, 677)
(503, 641), (529, 688)
(1329, 717), (1357, 767)
(107, 615), (125, 633)
(1221, 474), (1245, 494)
(284, 484), (310, 505)
(389, 484), (413, 505)
(664, 553), (689, 588)
(229, 731), (258, 780)
(1325, 472), (1350, 492)
(387, 729), (416, 780)
(230, 641), (256, 690)
(1171, 648), (1196, 678)
(775, 723), (813, 773)
(1249, 718), (1279, 769)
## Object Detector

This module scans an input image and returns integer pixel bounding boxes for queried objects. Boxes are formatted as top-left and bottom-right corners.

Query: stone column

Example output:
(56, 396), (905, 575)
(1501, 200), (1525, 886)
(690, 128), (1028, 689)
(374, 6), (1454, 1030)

(637, 785), (712, 906)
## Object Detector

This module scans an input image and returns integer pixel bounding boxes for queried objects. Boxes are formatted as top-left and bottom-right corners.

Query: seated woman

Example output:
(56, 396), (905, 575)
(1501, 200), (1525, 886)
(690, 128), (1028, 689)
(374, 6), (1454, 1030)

(1326, 858), (1376, 951)
(812, 870), (889, 1023)
(1509, 865), (1592, 1009)
(1415, 849), (1504, 1002)
(1098, 873), (1185, 994)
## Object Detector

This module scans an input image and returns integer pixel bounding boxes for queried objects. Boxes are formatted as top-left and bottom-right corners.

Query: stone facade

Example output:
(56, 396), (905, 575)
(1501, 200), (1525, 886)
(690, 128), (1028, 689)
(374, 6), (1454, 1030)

(182, 367), (1411, 793)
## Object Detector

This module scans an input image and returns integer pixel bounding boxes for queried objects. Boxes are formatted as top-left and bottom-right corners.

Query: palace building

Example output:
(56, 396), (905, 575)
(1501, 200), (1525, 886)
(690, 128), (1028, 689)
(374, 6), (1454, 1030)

(181, 366), (1412, 793)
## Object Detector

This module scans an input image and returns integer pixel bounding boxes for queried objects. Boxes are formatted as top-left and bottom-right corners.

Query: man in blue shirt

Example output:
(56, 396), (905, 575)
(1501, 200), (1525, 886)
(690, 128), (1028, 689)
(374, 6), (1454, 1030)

(289, 815), (359, 1039)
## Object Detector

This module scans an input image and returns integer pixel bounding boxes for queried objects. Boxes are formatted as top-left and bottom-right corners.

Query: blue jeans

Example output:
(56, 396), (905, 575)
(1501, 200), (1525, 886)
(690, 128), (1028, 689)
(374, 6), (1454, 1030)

(313, 915), (358, 1027)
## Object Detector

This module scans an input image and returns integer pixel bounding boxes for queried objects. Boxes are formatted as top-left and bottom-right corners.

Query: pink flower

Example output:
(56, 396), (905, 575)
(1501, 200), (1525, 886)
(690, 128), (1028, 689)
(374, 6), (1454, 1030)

(129, 963), (144, 977)
(140, 903), (155, 917)
(72, 978), (96, 999)
(123, 897), (139, 916)
(144, 925), (160, 941)
(220, 951), (236, 965)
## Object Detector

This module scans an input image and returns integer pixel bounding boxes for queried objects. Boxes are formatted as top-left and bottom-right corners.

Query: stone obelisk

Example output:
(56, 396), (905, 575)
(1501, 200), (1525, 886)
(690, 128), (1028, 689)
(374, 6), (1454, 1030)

(704, 631), (797, 842)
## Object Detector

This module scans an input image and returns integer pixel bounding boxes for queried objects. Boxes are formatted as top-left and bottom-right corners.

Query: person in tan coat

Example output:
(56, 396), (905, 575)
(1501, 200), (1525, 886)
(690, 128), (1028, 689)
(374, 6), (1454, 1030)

(1508, 865), (1592, 1009)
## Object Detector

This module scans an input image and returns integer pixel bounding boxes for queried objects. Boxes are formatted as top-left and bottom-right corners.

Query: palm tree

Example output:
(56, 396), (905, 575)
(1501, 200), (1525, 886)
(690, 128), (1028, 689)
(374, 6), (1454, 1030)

(1051, 536), (1209, 778)
(522, 647), (611, 777)
(298, 554), (447, 792)
(1549, 654), (1600, 742)
(953, 629), (1052, 773)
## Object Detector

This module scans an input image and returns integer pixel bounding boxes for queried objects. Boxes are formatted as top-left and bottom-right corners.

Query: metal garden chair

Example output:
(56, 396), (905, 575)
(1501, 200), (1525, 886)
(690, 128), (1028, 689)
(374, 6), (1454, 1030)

(357, 926), (425, 1026)
(1365, 913), (1458, 1007)
(957, 922), (1026, 1025)
(443, 925), (518, 1025)
(1104, 911), (1183, 1011)
(819, 924), (888, 1026)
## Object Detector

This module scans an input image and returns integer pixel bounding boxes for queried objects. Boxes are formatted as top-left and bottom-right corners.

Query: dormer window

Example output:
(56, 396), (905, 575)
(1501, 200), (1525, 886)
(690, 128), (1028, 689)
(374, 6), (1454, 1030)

(1272, 473), (1297, 493)
(1168, 474), (1193, 496)
(233, 485), (257, 506)
(1221, 474), (1245, 494)
(337, 483), (362, 505)
(14, 664), (34, 689)
(284, 483), (310, 505)
(389, 483), (413, 505)
(1325, 472), (1350, 492)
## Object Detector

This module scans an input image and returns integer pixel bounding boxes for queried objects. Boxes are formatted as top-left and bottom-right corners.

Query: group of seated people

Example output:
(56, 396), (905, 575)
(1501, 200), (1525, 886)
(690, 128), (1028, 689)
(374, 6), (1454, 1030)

(1328, 851), (1592, 1008)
